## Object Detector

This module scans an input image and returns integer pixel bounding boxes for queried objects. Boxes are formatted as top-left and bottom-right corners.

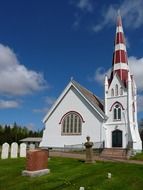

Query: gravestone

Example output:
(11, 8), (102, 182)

(79, 187), (85, 190)
(10, 142), (18, 158)
(29, 143), (35, 150)
(22, 149), (50, 177)
(20, 143), (27, 157)
(84, 136), (95, 163)
(108, 172), (112, 179)
(1, 143), (9, 159)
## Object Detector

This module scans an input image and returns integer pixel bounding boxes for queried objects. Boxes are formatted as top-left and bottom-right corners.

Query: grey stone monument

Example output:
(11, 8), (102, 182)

(84, 136), (95, 163)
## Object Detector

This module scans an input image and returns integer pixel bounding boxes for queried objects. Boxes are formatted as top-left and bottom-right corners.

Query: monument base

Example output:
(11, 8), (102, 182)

(22, 169), (50, 177)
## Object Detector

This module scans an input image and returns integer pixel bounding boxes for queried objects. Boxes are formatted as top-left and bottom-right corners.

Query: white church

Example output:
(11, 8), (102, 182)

(40, 13), (142, 152)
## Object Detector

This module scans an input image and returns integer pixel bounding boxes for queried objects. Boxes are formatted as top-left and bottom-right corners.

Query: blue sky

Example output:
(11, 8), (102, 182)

(0, 0), (143, 130)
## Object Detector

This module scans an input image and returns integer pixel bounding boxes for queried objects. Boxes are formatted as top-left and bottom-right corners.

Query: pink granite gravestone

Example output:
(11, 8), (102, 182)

(22, 149), (50, 177)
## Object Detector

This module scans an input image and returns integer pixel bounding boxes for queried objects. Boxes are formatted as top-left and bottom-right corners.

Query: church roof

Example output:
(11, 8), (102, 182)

(20, 137), (42, 142)
(71, 80), (104, 112)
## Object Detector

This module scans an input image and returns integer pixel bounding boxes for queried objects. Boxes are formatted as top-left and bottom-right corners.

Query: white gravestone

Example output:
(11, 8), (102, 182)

(1, 142), (9, 159)
(108, 172), (112, 179)
(29, 143), (35, 150)
(11, 142), (18, 158)
(20, 143), (27, 157)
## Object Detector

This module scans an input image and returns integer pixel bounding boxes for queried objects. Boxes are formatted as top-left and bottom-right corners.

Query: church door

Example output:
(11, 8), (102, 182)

(112, 130), (122, 147)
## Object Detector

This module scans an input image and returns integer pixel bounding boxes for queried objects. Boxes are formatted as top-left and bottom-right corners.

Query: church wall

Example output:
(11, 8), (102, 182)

(40, 87), (104, 148)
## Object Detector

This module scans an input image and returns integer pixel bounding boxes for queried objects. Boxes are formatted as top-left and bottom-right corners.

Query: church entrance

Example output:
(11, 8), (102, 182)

(112, 129), (122, 147)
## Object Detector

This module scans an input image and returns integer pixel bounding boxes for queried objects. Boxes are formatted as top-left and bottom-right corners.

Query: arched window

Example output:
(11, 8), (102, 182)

(111, 88), (114, 96)
(115, 84), (118, 96)
(61, 112), (83, 135)
(113, 104), (121, 120)
(120, 87), (123, 95)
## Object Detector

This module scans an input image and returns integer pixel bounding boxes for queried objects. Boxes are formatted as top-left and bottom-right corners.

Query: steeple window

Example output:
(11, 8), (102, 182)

(113, 104), (121, 120)
(111, 88), (114, 96)
(120, 87), (123, 95)
(115, 84), (118, 96)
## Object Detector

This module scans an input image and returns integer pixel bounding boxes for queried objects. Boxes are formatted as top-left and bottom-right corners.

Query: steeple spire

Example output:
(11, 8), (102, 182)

(110, 11), (129, 86)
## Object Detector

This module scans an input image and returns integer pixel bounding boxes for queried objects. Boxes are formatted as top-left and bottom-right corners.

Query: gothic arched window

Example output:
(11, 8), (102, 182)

(113, 104), (121, 120)
(111, 88), (114, 96)
(115, 84), (118, 96)
(120, 87), (123, 95)
(61, 112), (83, 135)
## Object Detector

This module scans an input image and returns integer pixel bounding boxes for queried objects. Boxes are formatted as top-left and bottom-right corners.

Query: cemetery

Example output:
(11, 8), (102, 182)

(1, 154), (143, 190)
(1, 138), (143, 190)
(0, 6), (143, 190)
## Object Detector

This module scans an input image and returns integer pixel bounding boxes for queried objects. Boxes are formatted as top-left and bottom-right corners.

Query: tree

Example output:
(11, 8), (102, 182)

(0, 123), (42, 145)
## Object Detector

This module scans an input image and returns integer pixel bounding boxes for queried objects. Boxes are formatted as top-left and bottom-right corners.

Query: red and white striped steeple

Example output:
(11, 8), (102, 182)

(110, 11), (129, 86)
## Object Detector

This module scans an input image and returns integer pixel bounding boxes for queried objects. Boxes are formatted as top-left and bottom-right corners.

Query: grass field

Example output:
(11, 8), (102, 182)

(131, 152), (143, 161)
(1, 157), (143, 190)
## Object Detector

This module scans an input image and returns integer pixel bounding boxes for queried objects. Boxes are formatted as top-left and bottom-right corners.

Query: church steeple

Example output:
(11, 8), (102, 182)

(110, 10), (129, 86)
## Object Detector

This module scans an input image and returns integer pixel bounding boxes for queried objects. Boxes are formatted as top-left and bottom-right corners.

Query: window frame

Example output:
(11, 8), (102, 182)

(113, 104), (121, 121)
(61, 112), (83, 135)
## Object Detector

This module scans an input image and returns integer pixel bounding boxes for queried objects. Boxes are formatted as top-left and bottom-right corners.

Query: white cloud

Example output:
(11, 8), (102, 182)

(93, 5), (116, 32)
(0, 44), (47, 96)
(128, 56), (143, 91)
(45, 96), (56, 105)
(76, 0), (93, 12)
(93, 0), (143, 32)
(71, 0), (94, 29)
(0, 99), (19, 109)
(93, 67), (111, 85)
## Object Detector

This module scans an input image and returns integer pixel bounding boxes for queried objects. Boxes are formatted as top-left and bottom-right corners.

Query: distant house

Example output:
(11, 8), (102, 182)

(20, 137), (42, 148)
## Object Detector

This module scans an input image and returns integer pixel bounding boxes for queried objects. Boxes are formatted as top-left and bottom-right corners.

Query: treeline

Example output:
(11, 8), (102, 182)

(0, 122), (43, 145)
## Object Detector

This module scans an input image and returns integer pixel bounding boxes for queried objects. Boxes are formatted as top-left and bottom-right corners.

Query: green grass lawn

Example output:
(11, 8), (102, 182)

(131, 152), (143, 161)
(1, 157), (143, 190)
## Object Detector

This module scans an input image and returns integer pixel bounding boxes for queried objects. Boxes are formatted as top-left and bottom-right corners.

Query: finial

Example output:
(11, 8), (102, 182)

(70, 76), (73, 81)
